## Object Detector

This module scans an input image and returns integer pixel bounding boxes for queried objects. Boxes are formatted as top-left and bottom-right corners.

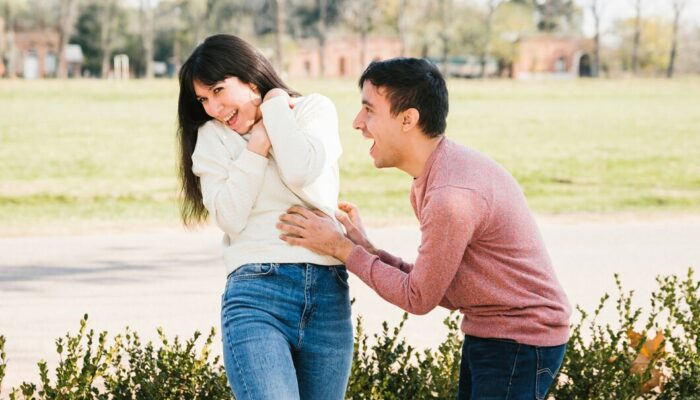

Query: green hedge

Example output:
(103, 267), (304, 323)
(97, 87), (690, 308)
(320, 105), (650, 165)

(1, 269), (698, 399)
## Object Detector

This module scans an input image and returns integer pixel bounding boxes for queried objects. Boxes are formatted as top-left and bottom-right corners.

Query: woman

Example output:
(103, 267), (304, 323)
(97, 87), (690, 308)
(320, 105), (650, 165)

(176, 34), (352, 400)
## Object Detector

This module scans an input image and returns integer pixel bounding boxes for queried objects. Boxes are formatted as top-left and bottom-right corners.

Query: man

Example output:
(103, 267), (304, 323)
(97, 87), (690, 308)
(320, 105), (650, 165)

(277, 58), (571, 399)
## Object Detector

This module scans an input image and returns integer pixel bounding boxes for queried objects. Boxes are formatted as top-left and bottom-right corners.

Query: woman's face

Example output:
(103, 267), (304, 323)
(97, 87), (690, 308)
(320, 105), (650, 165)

(193, 76), (262, 134)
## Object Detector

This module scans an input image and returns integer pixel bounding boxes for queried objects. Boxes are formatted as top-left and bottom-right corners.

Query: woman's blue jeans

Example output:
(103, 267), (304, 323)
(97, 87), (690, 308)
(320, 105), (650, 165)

(221, 263), (353, 400)
(458, 335), (567, 400)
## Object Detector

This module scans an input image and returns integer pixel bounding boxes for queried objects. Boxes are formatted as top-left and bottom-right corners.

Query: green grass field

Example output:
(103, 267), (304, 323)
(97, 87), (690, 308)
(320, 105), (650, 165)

(1, 78), (699, 234)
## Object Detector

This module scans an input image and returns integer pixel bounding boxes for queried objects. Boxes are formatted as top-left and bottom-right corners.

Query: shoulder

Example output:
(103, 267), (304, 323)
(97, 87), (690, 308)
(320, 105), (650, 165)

(294, 93), (337, 115)
(198, 119), (226, 138)
(194, 120), (227, 153)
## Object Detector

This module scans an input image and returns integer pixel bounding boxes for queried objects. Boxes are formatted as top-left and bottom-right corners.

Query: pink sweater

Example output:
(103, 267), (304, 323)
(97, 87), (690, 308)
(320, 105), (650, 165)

(346, 138), (571, 346)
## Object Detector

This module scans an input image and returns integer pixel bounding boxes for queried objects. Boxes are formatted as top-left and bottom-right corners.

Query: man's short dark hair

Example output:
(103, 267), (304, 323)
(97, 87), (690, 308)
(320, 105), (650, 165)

(358, 58), (448, 138)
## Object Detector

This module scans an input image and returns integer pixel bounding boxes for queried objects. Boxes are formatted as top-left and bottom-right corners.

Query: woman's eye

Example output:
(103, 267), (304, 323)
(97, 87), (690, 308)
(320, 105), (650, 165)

(197, 98), (206, 103)
(213, 87), (223, 94)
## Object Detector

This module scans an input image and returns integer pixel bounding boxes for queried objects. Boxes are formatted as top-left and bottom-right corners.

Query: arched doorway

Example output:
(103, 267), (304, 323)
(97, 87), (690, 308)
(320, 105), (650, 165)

(578, 54), (592, 77)
(23, 50), (39, 79)
(339, 57), (346, 77)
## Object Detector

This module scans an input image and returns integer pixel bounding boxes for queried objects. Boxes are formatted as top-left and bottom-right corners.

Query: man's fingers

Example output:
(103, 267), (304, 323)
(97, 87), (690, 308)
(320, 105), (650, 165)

(287, 205), (315, 219)
(276, 222), (304, 237)
(312, 210), (328, 218)
(279, 213), (306, 227)
(280, 234), (305, 247)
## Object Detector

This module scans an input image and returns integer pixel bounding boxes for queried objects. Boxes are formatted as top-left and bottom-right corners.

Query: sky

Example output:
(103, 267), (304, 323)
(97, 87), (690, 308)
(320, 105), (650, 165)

(574, 0), (700, 37)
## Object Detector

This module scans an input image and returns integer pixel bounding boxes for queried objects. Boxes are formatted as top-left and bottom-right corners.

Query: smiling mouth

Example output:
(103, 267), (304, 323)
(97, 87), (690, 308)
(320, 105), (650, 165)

(223, 111), (238, 127)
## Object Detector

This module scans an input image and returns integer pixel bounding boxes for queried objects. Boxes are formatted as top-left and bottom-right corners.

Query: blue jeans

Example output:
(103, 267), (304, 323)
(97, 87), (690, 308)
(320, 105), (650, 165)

(221, 263), (353, 400)
(458, 335), (566, 400)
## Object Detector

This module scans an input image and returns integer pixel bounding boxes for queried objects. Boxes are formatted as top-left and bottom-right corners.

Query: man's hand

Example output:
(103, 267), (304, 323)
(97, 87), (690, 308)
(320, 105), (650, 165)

(277, 206), (354, 262)
(247, 120), (271, 156)
(336, 201), (377, 255)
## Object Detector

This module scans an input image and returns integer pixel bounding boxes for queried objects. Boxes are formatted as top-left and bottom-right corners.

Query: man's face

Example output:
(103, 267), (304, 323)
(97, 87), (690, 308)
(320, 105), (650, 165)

(352, 82), (405, 169)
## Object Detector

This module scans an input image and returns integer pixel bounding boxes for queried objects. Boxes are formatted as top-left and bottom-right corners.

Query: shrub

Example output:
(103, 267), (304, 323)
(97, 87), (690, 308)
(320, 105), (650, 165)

(0, 335), (6, 397)
(550, 269), (700, 399)
(346, 312), (461, 399)
(1, 269), (698, 399)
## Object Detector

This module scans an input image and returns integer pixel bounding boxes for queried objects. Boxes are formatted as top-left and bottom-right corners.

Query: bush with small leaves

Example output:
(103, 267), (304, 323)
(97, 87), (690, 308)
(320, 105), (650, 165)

(2, 268), (698, 399)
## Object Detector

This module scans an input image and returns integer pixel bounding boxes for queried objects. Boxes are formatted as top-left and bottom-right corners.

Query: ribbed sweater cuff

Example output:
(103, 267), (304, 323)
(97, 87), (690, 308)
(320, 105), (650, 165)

(346, 245), (373, 283)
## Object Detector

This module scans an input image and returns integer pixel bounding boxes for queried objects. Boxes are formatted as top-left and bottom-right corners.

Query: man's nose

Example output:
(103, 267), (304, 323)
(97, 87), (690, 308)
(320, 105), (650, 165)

(352, 112), (363, 130)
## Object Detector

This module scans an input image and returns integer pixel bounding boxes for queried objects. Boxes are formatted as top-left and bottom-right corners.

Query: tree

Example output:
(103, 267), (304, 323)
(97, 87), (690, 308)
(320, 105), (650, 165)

(612, 16), (672, 75)
(630, 0), (643, 75)
(139, 0), (155, 78)
(71, 0), (102, 76)
(343, 0), (380, 70)
(490, 0), (536, 76)
(667, 0), (688, 78)
(317, 0), (327, 76)
(396, 0), (407, 56)
(100, 0), (118, 78)
(480, 0), (503, 78)
(56, 0), (80, 78)
(438, 0), (453, 76)
(531, 0), (579, 32)
(589, 0), (604, 77)
(0, 0), (26, 78)
(274, 0), (285, 72)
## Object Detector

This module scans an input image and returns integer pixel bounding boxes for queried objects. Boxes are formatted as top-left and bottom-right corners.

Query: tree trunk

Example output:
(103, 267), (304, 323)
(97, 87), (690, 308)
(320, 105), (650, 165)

(318, 0), (326, 77)
(275, 0), (285, 73)
(591, 0), (601, 77)
(397, 0), (407, 57)
(56, 0), (80, 79)
(481, 0), (497, 79)
(140, 0), (155, 79)
(631, 0), (642, 75)
(100, 0), (116, 79)
(439, 0), (450, 77)
(666, 6), (681, 78)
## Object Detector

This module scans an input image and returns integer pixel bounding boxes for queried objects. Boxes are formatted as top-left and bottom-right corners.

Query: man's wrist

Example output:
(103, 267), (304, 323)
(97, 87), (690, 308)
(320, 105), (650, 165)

(333, 236), (355, 263)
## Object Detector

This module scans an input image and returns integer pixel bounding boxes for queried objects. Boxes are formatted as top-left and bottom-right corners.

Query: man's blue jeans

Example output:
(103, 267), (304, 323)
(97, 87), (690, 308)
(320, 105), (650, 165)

(458, 335), (566, 400)
(221, 263), (353, 400)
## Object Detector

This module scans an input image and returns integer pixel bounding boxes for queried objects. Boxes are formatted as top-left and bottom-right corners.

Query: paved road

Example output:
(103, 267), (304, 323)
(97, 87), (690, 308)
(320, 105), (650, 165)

(1, 217), (699, 391)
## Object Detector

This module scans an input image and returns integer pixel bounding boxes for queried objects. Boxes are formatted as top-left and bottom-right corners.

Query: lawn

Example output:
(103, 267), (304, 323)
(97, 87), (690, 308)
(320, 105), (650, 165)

(1, 78), (698, 234)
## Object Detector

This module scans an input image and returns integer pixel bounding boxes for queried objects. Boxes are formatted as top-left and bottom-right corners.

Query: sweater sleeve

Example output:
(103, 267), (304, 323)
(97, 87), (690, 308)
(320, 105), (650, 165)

(260, 94), (341, 189)
(376, 249), (414, 273)
(191, 123), (268, 237)
(345, 186), (483, 315)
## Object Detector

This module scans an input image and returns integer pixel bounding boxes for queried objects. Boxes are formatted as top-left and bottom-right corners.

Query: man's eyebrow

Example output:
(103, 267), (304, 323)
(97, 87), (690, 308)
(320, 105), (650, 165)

(362, 99), (374, 108)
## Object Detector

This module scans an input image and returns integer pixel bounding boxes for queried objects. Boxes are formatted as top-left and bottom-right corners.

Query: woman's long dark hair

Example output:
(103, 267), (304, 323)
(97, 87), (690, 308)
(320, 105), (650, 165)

(177, 34), (300, 226)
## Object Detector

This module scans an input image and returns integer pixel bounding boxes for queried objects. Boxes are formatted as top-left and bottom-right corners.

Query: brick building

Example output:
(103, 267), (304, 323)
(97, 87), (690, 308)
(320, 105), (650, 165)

(287, 36), (402, 79)
(1, 29), (83, 78)
(512, 35), (594, 79)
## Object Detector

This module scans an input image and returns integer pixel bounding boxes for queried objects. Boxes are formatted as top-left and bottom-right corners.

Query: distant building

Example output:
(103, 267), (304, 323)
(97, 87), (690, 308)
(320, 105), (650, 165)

(3, 29), (83, 78)
(512, 35), (594, 79)
(287, 36), (402, 79)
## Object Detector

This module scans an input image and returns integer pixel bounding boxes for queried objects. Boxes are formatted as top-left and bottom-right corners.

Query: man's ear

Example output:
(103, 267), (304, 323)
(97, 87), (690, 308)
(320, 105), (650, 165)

(401, 108), (420, 132)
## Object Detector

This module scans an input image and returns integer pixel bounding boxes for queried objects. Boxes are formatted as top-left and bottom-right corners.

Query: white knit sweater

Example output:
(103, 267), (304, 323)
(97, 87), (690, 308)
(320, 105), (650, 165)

(192, 94), (343, 275)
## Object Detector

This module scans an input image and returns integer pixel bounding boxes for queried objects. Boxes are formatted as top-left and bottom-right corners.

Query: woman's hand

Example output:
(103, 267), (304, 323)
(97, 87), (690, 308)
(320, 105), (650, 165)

(246, 120), (271, 157)
(263, 88), (290, 103)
